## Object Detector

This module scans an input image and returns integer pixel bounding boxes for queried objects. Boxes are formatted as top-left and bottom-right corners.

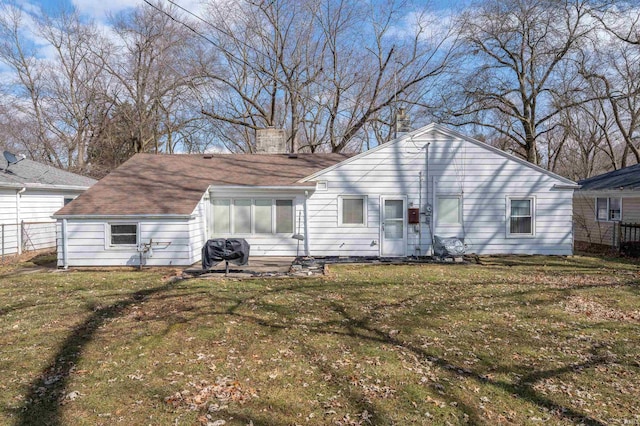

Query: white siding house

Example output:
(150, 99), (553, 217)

(54, 124), (577, 267)
(302, 125), (577, 256)
(1, 155), (96, 256)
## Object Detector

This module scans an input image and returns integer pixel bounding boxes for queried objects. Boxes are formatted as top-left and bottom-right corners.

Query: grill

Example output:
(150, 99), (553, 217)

(202, 238), (250, 274)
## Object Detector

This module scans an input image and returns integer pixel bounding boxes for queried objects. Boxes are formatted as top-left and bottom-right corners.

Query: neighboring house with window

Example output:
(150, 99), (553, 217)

(574, 163), (640, 248)
(53, 123), (577, 267)
(0, 153), (96, 255)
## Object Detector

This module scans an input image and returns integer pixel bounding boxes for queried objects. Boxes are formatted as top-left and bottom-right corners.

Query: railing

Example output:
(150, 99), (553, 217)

(1, 221), (57, 262)
(620, 223), (640, 243)
(617, 223), (640, 257)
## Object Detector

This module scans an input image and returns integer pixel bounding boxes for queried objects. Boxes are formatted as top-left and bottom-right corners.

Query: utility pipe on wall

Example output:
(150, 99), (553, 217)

(62, 219), (68, 269)
(423, 143), (433, 256)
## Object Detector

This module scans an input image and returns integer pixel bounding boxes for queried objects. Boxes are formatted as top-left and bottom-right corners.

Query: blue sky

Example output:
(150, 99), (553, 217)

(26, 0), (469, 21)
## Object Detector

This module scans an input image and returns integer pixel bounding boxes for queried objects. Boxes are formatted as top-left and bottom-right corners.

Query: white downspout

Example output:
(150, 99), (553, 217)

(303, 191), (310, 257)
(62, 219), (69, 269)
(16, 187), (25, 255)
(432, 178), (437, 255)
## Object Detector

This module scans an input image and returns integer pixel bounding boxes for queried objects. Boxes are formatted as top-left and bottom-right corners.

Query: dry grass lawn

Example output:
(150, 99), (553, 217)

(0, 255), (639, 425)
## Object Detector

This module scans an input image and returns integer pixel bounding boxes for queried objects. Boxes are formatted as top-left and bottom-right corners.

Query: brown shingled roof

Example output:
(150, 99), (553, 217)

(54, 153), (351, 216)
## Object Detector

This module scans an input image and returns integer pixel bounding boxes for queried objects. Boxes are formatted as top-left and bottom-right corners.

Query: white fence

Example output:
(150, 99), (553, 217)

(1, 221), (57, 261)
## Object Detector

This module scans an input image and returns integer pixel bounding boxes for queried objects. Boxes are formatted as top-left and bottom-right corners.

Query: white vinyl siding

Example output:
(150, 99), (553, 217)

(58, 219), (196, 267)
(306, 127), (574, 256)
(57, 125), (576, 263)
(2, 189), (85, 256)
(58, 193), (209, 267)
(189, 194), (208, 264)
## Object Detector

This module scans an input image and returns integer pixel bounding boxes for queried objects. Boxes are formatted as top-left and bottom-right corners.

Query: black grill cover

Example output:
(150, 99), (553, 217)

(202, 238), (250, 270)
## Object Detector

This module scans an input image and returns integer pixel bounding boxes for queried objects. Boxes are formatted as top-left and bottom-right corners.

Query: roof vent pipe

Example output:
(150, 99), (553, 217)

(395, 108), (411, 138)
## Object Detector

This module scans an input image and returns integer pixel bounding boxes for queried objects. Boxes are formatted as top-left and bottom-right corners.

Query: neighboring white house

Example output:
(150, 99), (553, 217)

(53, 124), (578, 267)
(0, 153), (96, 256)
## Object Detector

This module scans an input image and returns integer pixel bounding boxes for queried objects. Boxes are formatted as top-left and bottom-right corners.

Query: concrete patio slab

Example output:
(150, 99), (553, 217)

(184, 256), (310, 279)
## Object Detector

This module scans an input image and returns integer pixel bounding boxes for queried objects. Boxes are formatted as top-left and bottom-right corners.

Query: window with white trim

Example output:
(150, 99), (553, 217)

(437, 196), (461, 225)
(110, 224), (138, 246)
(596, 197), (621, 221)
(211, 198), (294, 235)
(339, 196), (366, 226)
(507, 197), (535, 236)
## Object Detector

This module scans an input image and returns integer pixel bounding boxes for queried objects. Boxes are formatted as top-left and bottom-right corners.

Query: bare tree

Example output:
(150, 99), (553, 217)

(444, 0), (593, 165)
(578, 3), (640, 169)
(0, 4), (61, 166)
(97, 2), (207, 158)
(199, 0), (457, 153)
(589, 1), (640, 45)
(549, 102), (620, 180)
(36, 10), (111, 172)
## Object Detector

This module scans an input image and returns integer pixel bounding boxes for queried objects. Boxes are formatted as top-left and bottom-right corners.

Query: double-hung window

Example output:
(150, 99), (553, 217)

(596, 197), (621, 221)
(507, 197), (535, 237)
(211, 198), (294, 235)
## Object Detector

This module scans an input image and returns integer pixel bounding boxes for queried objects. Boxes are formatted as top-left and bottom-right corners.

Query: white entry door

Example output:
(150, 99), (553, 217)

(381, 197), (406, 257)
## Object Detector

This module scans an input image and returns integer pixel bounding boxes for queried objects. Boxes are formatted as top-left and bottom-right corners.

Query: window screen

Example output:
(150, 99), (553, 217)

(275, 200), (293, 233)
(111, 224), (137, 245)
(438, 197), (460, 225)
(254, 199), (272, 233)
(596, 197), (621, 221)
(342, 198), (365, 225)
(213, 199), (231, 234)
(509, 199), (532, 235)
(609, 198), (621, 221)
(234, 199), (251, 233)
(596, 198), (608, 221)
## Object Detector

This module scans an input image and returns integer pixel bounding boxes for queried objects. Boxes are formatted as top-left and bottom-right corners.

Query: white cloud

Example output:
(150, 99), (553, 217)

(71, 0), (140, 21)
(71, 0), (208, 22)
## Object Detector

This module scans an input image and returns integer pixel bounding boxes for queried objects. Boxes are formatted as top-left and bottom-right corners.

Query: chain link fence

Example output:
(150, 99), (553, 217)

(1, 221), (57, 262)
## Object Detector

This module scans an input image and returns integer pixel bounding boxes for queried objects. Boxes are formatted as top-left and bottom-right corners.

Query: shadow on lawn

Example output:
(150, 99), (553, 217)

(15, 273), (631, 425)
(15, 281), (176, 426)
(220, 281), (617, 426)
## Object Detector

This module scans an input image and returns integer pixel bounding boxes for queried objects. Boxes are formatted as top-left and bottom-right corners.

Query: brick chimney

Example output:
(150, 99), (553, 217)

(255, 127), (288, 154)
